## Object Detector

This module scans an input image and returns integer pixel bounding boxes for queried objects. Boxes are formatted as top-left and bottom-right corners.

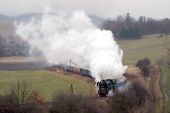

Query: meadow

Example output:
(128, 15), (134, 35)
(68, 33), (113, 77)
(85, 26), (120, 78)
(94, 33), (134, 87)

(160, 65), (170, 113)
(118, 34), (170, 64)
(0, 70), (95, 100)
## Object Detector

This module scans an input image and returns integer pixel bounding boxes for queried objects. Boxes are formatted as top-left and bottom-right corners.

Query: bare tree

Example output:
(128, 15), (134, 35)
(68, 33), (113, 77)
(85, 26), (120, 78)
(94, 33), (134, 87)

(0, 80), (30, 113)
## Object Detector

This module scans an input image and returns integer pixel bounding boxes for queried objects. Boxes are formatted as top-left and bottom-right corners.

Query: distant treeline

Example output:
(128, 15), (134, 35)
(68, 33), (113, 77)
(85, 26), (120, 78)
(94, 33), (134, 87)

(0, 35), (29, 57)
(102, 13), (170, 39)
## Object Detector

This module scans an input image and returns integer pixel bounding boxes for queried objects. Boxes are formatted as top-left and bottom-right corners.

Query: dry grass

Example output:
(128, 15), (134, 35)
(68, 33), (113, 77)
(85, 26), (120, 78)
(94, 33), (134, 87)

(117, 34), (170, 64)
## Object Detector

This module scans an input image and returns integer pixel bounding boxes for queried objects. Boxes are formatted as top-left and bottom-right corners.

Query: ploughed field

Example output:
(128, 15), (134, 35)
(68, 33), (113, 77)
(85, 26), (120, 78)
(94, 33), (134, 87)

(0, 70), (95, 100)
(0, 56), (48, 70)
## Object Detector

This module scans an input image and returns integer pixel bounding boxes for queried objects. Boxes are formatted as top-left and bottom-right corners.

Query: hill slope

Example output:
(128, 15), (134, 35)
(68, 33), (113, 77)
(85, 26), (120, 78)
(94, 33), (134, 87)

(118, 35), (170, 64)
(0, 70), (95, 100)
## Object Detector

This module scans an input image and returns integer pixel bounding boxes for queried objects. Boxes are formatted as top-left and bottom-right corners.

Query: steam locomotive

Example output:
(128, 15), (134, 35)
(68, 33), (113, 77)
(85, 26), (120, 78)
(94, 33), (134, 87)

(97, 78), (127, 97)
(47, 64), (127, 97)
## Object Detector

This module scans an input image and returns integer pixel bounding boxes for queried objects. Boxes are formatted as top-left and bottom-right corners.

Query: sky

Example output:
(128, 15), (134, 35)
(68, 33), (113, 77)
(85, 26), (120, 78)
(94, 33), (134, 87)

(0, 0), (169, 19)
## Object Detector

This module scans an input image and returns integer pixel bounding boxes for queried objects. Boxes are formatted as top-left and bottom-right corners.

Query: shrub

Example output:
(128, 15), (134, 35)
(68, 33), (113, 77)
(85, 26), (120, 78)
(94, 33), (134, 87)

(50, 93), (100, 113)
(108, 82), (148, 113)
(109, 92), (133, 113)
(127, 81), (148, 106)
(0, 81), (45, 113)
(136, 58), (151, 77)
(0, 81), (30, 113)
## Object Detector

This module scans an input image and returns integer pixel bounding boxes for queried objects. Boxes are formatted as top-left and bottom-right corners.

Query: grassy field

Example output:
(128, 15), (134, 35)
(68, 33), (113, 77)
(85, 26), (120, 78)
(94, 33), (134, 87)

(118, 35), (170, 64)
(160, 65), (170, 113)
(0, 70), (95, 100)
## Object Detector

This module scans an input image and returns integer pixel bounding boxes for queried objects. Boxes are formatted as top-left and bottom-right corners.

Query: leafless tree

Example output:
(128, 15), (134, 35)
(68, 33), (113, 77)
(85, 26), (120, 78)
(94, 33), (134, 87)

(0, 80), (30, 113)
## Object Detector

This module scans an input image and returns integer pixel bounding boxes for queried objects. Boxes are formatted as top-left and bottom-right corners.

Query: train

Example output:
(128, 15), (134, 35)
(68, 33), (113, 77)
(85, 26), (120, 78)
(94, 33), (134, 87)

(97, 78), (127, 97)
(47, 64), (127, 97)
(47, 64), (92, 78)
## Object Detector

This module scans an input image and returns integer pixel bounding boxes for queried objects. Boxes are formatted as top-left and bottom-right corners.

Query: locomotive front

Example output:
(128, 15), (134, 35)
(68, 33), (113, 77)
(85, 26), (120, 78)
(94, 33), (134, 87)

(96, 77), (127, 97)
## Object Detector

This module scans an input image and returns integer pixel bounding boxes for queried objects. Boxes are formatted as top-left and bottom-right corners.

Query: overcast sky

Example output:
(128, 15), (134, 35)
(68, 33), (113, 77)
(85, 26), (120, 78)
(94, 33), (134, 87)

(0, 0), (169, 19)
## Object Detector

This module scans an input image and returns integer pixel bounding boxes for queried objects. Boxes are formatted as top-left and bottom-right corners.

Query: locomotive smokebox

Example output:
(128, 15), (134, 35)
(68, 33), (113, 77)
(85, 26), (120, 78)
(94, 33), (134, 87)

(97, 77), (127, 97)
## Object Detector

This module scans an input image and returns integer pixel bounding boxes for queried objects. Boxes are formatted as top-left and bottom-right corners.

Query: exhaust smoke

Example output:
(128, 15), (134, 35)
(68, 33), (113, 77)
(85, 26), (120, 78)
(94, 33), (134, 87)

(16, 8), (127, 82)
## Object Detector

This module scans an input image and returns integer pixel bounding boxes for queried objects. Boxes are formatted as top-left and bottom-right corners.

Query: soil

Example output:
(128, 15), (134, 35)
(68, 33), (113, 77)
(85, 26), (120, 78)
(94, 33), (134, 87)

(0, 56), (48, 70)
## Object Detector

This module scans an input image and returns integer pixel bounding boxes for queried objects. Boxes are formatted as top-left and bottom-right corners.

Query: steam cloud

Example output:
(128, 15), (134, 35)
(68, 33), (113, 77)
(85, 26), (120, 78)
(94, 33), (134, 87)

(16, 8), (127, 82)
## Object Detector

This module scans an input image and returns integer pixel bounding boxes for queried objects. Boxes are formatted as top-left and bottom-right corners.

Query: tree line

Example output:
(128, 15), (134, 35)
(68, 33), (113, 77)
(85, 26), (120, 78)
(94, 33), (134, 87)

(102, 13), (170, 39)
(0, 35), (29, 57)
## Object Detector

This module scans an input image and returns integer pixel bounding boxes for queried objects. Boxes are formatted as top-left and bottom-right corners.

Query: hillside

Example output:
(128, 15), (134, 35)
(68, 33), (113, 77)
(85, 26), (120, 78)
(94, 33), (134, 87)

(0, 13), (104, 37)
(0, 70), (95, 100)
(118, 35), (170, 64)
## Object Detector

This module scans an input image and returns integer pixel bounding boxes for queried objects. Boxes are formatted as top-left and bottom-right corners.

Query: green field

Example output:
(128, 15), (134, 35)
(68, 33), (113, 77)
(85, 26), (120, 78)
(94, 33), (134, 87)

(160, 65), (170, 113)
(0, 70), (94, 100)
(118, 35), (170, 64)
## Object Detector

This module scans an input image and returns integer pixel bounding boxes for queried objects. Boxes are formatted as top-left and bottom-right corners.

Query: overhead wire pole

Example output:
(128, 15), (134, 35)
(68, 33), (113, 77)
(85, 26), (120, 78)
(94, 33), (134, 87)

(70, 84), (74, 94)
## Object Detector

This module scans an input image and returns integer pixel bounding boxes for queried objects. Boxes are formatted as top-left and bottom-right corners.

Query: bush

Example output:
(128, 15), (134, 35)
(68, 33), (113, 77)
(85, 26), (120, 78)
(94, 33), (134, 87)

(0, 81), (30, 113)
(109, 82), (148, 113)
(0, 94), (18, 113)
(0, 81), (48, 113)
(23, 102), (45, 113)
(23, 91), (47, 113)
(136, 58), (151, 68)
(50, 93), (100, 113)
(109, 92), (134, 113)
(136, 58), (151, 77)
(127, 81), (148, 106)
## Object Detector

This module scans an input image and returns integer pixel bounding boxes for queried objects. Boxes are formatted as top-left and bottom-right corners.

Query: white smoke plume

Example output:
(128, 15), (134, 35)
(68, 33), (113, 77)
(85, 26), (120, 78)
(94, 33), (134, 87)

(16, 8), (127, 82)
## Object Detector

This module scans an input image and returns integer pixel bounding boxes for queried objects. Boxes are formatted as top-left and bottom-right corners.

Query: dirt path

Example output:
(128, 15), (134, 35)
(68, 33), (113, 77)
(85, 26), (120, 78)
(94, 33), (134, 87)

(125, 65), (164, 113)
(148, 65), (164, 113)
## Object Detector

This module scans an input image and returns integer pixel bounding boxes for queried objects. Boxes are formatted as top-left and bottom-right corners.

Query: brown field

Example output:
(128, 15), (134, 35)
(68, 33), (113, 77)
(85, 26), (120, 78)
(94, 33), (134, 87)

(0, 21), (15, 36)
(0, 56), (48, 70)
